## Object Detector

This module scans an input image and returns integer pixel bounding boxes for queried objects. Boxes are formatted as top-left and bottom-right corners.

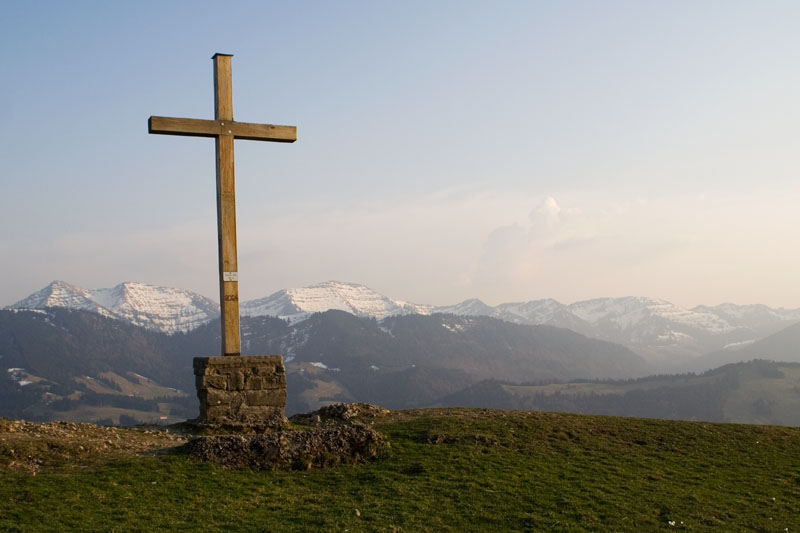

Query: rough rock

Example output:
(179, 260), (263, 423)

(193, 355), (288, 430)
(289, 402), (390, 427)
(183, 423), (388, 470)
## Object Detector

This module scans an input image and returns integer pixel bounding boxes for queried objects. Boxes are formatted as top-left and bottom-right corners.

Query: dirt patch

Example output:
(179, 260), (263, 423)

(183, 423), (389, 470)
(0, 403), (395, 474)
(0, 418), (187, 474)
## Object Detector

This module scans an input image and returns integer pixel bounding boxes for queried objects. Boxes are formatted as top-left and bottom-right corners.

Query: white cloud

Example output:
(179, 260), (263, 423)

(4, 186), (800, 309)
(466, 189), (800, 307)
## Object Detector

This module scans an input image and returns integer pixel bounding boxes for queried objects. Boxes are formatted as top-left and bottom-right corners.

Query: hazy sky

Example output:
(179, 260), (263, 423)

(2, 1), (800, 308)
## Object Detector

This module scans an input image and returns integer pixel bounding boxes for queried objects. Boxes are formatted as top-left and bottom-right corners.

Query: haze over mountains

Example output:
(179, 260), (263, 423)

(4, 280), (800, 426)
(0, 307), (646, 420)
(9, 280), (800, 366)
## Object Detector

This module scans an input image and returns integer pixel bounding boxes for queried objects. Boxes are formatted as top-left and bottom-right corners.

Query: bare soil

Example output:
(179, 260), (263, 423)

(0, 418), (188, 474)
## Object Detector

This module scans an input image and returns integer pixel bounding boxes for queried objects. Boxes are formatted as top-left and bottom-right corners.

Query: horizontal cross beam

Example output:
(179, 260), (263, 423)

(148, 116), (297, 143)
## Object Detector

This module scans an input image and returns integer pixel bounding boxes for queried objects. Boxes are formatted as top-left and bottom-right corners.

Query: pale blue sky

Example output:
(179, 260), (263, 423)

(2, 1), (800, 308)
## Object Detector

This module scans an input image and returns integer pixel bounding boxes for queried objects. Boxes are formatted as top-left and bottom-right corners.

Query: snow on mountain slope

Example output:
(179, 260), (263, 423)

(435, 298), (496, 317)
(97, 283), (219, 333)
(435, 296), (800, 363)
(9, 281), (218, 333)
(568, 297), (734, 333)
(10, 280), (800, 364)
(11, 281), (116, 319)
(494, 299), (595, 334)
(241, 281), (433, 322)
(436, 298), (586, 330)
(693, 303), (800, 328)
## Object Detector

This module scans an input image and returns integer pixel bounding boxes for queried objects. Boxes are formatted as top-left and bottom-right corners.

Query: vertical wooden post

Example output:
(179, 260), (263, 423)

(213, 53), (241, 356)
(149, 54), (295, 358)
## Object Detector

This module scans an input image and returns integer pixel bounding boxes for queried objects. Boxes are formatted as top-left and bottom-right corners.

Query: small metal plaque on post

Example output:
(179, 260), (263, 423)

(223, 271), (239, 282)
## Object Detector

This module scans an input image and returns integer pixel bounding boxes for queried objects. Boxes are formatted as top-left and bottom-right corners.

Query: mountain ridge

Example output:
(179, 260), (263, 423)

(240, 280), (433, 323)
(8, 280), (800, 363)
(9, 281), (218, 334)
(3, 305), (799, 425)
(0, 307), (648, 420)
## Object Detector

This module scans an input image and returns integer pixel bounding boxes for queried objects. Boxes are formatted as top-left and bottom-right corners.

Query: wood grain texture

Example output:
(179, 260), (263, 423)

(148, 116), (296, 142)
(215, 132), (241, 356)
(148, 54), (296, 357)
(213, 54), (233, 121)
(230, 122), (296, 142)
(214, 55), (240, 356)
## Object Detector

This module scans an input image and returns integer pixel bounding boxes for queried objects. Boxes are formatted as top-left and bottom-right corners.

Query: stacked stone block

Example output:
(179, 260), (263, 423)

(193, 355), (287, 430)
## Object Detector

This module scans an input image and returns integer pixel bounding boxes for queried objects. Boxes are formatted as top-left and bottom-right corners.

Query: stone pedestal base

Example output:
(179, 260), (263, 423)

(193, 355), (287, 431)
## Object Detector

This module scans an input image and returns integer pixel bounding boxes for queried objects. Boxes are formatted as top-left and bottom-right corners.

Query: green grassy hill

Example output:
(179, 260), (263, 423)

(2, 408), (798, 531)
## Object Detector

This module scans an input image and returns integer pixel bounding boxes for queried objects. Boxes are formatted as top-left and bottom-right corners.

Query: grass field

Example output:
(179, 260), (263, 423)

(1, 408), (799, 531)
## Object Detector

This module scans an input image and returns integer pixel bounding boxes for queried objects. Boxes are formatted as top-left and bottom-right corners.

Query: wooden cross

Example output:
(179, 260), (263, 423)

(148, 54), (296, 356)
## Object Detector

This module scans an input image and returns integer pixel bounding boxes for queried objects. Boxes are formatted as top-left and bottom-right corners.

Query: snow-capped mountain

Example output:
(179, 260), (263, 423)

(241, 281), (433, 323)
(443, 295), (800, 364)
(12, 280), (115, 318)
(8, 281), (219, 333)
(566, 297), (738, 362)
(436, 298), (497, 317)
(693, 303), (800, 331)
(8, 280), (800, 365)
(8, 280), (433, 333)
(497, 299), (594, 335)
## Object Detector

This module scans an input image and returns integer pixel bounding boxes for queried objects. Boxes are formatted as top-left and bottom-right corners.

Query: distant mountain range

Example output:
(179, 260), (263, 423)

(10, 281), (218, 333)
(3, 306), (799, 426)
(0, 308), (647, 422)
(8, 280), (800, 366)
